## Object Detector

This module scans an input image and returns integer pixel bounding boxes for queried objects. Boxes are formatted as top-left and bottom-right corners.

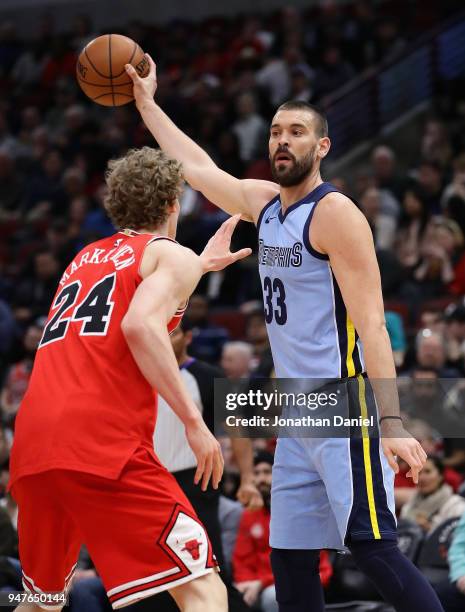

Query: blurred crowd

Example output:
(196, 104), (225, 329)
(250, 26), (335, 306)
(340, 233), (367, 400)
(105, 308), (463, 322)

(0, 0), (465, 610)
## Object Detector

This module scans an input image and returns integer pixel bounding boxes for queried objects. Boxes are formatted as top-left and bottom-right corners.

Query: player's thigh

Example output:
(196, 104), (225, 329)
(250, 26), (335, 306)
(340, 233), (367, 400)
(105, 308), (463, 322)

(271, 437), (332, 549)
(11, 472), (81, 607)
(317, 379), (397, 544)
(169, 571), (227, 612)
(62, 446), (218, 609)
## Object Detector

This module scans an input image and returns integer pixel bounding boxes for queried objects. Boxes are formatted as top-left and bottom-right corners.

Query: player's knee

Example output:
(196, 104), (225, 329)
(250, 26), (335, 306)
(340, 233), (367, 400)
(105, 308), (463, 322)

(170, 571), (227, 611)
(270, 548), (320, 604)
(348, 540), (405, 593)
(207, 573), (227, 609)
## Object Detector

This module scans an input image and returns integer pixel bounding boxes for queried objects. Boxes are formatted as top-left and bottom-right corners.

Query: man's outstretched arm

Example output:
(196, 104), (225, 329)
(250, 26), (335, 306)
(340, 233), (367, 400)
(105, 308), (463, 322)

(123, 215), (251, 490)
(125, 56), (278, 223)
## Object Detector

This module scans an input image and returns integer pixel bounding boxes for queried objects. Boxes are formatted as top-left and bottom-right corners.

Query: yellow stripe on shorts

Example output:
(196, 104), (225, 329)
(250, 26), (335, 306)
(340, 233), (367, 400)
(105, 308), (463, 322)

(357, 374), (381, 540)
(346, 315), (356, 377)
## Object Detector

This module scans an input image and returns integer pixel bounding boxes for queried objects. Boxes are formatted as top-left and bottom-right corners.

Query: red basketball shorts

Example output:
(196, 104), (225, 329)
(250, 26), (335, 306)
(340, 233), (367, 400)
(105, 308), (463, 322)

(11, 446), (217, 609)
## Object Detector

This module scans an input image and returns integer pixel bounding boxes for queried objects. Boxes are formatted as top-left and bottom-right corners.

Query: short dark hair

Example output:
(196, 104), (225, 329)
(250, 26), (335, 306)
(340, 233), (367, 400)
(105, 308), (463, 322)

(276, 101), (328, 138)
(427, 455), (445, 475)
(254, 451), (274, 467)
(179, 315), (193, 333)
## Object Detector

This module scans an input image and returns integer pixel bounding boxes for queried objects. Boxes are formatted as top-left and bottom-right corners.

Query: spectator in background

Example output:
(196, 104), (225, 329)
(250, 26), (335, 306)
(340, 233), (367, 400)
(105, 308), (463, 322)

(81, 183), (115, 240)
(245, 308), (270, 360)
(62, 165), (87, 203)
(0, 151), (23, 220)
(40, 35), (77, 89)
(256, 45), (309, 107)
(12, 106), (43, 161)
(414, 329), (462, 378)
(289, 66), (314, 103)
(360, 187), (396, 250)
(414, 161), (444, 214)
(24, 148), (65, 213)
(13, 250), (61, 319)
(400, 456), (465, 532)
(0, 428), (17, 556)
(215, 131), (245, 178)
(219, 493), (244, 578)
(343, 0), (376, 68)
(441, 153), (465, 236)
(371, 145), (406, 201)
(244, 310), (273, 376)
(394, 419), (463, 512)
(421, 119), (453, 169)
(444, 303), (465, 373)
(0, 112), (19, 158)
(70, 14), (97, 52)
(435, 509), (465, 612)
(413, 217), (463, 298)
(187, 294), (229, 363)
(46, 219), (80, 267)
(385, 311), (407, 368)
(0, 323), (42, 427)
(0, 299), (17, 374)
(399, 367), (450, 439)
(221, 342), (254, 379)
(233, 451), (333, 610)
(232, 92), (267, 163)
(0, 428), (10, 477)
(67, 195), (91, 242)
(314, 45), (355, 100)
(395, 187), (430, 269)
(233, 451), (277, 611)
(11, 38), (48, 89)
(372, 18), (405, 63)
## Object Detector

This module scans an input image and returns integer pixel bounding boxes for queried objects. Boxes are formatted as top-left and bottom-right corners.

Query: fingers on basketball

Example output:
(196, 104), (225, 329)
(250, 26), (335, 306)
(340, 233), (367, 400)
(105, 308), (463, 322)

(76, 34), (150, 106)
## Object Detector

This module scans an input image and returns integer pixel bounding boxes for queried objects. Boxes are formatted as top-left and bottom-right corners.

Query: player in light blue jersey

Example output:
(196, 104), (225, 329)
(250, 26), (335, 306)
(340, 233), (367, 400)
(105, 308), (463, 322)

(127, 58), (444, 612)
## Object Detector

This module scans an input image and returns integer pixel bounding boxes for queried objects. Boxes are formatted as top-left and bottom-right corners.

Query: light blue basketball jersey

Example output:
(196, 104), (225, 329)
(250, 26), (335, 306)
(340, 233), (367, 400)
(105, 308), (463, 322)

(257, 182), (365, 379)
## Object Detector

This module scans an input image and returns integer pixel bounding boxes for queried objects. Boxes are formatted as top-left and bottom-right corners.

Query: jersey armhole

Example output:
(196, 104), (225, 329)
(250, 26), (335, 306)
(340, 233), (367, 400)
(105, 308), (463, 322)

(256, 194), (280, 232)
(137, 235), (178, 281)
(303, 189), (361, 261)
(302, 200), (330, 261)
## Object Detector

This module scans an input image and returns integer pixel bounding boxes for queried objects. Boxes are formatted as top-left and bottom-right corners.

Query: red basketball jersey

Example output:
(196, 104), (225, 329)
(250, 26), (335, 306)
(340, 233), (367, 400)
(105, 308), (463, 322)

(9, 230), (185, 487)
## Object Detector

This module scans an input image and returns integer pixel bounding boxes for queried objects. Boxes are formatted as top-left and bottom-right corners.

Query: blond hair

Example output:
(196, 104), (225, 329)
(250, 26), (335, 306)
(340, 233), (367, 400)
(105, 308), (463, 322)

(104, 147), (183, 229)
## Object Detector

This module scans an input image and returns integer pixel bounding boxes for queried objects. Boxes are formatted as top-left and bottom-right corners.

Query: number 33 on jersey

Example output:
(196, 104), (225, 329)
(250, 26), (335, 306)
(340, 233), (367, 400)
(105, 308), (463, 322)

(257, 183), (365, 380)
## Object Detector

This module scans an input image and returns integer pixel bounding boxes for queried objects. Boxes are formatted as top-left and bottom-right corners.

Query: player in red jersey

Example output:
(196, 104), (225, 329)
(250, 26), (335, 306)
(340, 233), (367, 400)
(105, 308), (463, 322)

(8, 147), (252, 611)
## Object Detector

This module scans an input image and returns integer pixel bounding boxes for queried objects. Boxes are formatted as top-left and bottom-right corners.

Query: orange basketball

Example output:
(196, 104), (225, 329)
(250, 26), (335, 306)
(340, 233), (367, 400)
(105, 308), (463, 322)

(76, 34), (149, 106)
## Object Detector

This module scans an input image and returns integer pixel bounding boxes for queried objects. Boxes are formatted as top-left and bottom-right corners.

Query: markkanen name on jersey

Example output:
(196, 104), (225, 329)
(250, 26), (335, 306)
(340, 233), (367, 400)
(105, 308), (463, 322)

(258, 240), (303, 268)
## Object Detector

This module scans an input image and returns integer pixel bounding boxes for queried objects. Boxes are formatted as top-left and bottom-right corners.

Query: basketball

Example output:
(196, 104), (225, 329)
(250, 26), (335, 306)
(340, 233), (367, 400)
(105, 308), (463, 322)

(76, 34), (149, 106)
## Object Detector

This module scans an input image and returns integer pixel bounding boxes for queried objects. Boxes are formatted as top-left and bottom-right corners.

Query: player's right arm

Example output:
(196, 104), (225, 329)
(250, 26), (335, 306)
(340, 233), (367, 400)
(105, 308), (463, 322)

(122, 215), (250, 490)
(125, 57), (279, 223)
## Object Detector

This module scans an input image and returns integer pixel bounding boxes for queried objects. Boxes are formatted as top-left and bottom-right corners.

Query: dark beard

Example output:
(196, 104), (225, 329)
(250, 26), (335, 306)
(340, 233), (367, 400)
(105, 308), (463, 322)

(270, 147), (316, 187)
(262, 490), (271, 510)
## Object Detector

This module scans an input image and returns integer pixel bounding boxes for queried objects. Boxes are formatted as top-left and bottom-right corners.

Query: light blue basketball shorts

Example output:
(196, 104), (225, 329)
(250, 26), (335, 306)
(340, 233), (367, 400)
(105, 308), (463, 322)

(270, 377), (397, 550)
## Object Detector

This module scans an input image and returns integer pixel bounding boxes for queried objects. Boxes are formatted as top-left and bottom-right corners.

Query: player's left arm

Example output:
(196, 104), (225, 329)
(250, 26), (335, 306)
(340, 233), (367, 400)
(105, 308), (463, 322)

(311, 193), (427, 482)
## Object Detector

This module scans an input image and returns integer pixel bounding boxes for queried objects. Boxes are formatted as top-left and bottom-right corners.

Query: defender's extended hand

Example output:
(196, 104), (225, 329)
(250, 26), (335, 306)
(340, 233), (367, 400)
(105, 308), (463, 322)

(200, 214), (252, 272)
(125, 54), (157, 108)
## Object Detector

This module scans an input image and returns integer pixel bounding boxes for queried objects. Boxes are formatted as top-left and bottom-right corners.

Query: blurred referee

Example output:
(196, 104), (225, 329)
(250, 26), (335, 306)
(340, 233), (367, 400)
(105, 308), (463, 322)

(154, 317), (262, 611)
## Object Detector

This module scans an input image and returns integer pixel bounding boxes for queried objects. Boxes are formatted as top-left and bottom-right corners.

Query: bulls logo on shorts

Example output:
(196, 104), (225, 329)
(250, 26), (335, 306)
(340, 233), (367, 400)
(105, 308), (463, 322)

(181, 538), (203, 560)
(159, 507), (215, 574)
